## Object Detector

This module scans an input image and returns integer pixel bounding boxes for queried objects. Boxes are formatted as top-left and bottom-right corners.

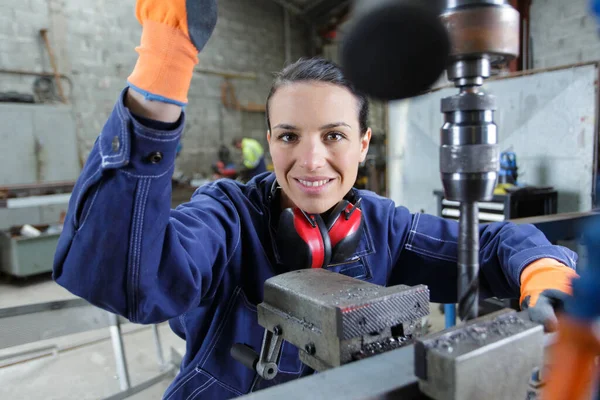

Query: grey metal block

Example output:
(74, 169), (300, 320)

(257, 269), (429, 370)
(415, 309), (544, 400)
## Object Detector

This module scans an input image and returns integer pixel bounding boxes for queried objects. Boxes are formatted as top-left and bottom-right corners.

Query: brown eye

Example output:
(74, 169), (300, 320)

(325, 132), (345, 141)
(278, 133), (298, 143)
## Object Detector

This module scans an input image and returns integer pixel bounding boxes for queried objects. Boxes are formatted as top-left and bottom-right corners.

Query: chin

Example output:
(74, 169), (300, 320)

(295, 199), (335, 214)
(302, 205), (327, 214)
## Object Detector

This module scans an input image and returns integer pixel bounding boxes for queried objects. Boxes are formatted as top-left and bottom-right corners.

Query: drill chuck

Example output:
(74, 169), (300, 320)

(440, 87), (499, 203)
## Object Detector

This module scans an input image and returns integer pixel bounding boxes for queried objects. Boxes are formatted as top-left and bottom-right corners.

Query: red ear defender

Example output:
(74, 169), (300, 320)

(276, 208), (332, 270)
(326, 199), (363, 264)
(276, 198), (363, 270)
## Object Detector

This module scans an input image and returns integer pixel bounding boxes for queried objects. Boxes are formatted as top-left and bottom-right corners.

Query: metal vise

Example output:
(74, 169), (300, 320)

(415, 309), (544, 400)
(234, 287), (545, 400)
(232, 269), (430, 380)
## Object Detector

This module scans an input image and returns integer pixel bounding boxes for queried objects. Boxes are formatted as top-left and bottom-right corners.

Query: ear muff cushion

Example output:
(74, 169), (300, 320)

(328, 201), (363, 264)
(277, 208), (332, 269)
(312, 212), (332, 268)
(276, 208), (312, 270)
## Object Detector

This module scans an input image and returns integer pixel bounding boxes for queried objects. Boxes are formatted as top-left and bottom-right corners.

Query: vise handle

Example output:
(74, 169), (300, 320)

(231, 327), (284, 380)
(231, 343), (259, 372)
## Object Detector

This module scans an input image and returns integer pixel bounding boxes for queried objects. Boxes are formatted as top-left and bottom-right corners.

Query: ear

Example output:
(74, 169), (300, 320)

(359, 128), (372, 163)
(266, 130), (271, 143)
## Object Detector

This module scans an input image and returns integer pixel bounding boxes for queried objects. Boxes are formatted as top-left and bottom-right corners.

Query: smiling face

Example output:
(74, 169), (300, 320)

(267, 81), (372, 214)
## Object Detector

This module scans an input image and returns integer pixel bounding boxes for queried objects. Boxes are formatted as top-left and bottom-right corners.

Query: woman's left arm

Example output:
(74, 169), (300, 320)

(387, 206), (578, 309)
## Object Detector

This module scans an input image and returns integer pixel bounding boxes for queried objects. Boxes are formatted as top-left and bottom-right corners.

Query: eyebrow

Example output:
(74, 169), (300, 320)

(271, 122), (352, 130)
(319, 122), (352, 130)
(272, 123), (298, 130)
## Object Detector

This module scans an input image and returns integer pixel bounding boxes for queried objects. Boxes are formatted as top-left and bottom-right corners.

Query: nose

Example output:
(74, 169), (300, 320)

(298, 137), (326, 171)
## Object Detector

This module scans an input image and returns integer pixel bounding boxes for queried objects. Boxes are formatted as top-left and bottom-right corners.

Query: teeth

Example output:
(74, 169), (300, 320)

(299, 179), (329, 187)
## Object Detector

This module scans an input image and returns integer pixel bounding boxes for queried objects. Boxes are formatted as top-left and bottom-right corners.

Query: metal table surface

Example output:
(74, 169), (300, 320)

(240, 344), (427, 400)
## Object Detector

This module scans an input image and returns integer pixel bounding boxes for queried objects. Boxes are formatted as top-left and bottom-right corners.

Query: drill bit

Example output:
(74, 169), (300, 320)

(458, 202), (479, 320)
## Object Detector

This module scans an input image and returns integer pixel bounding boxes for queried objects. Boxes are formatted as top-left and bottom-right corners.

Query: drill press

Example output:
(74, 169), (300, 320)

(341, 0), (520, 321)
(439, 0), (520, 320)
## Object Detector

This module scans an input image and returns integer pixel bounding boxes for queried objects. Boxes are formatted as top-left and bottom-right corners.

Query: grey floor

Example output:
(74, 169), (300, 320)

(0, 273), (446, 400)
(0, 274), (185, 400)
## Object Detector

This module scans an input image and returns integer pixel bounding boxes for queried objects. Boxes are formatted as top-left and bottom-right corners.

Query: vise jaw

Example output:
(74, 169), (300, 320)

(256, 269), (430, 373)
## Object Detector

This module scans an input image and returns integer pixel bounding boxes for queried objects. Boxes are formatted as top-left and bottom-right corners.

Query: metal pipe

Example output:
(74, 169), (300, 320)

(152, 325), (166, 368)
(0, 323), (152, 369)
(109, 313), (131, 391)
(0, 68), (69, 80)
(458, 202), (479, 320)
(39, 29), (67, 103)
(0, 345), (58, 368)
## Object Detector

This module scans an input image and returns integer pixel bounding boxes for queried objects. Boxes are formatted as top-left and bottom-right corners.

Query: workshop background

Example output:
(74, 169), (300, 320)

(0, 0), (599, 399)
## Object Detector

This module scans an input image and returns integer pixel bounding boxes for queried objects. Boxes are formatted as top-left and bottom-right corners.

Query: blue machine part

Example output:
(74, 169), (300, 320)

(498, 151), (518, 185)
(444, 303), (456, 328)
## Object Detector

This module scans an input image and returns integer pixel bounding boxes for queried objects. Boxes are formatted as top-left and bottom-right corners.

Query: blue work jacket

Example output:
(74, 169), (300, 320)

(53, 89), (577, 399)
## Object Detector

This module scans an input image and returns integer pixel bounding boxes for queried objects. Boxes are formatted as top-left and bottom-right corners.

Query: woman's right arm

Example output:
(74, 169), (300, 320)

(53, 0), (221, 324)
(53, 87), (239, 324)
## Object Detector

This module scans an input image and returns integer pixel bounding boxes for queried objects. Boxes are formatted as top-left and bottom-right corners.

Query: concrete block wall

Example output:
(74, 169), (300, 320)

(531, 0), (600, 68)
(322, 40), (387, 139)
(0, 0), (309, 176)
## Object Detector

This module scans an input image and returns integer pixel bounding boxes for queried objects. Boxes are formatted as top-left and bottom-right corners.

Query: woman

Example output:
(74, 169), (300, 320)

(53, 1), (578, 399)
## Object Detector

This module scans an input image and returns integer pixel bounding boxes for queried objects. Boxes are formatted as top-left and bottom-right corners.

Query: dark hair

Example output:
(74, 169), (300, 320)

(265, 58), (369, 136)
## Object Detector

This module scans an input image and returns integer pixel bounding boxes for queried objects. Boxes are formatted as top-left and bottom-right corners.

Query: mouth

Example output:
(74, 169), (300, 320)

(293, 177), (335, 194)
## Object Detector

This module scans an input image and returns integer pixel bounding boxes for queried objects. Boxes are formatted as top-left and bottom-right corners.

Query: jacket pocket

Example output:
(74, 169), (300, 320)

(199, 287), (304, 395)
(73, 171), (103, 229)
(326, 256), (372, 280)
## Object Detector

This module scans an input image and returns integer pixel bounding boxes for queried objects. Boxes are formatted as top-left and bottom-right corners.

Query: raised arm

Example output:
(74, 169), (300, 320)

(53, 0), (223, 324)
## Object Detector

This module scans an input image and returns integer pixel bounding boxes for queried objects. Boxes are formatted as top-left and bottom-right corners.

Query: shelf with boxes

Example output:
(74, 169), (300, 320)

(433, 187), (558, 223)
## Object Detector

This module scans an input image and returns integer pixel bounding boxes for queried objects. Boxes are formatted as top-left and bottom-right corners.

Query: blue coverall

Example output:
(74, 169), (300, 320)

(53, 89), (577, 399)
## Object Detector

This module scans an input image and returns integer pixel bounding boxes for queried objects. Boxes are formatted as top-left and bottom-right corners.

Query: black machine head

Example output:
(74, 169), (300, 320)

(341, 0), (451, 100)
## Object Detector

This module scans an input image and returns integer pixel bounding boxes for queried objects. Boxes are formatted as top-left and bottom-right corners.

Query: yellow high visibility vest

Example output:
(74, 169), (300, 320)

(241, 138), (264, 169)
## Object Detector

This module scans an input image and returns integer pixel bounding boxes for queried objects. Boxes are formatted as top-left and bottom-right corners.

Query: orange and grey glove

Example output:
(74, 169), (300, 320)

(127, 0), (218, 106)
(520, 258), (578, 332)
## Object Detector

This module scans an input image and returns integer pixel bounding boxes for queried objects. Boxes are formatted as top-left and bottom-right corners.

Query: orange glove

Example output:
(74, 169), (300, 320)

(520, 258), (578, 332)
(127, 0), (218, 105)
(542, 315), (600, 400)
